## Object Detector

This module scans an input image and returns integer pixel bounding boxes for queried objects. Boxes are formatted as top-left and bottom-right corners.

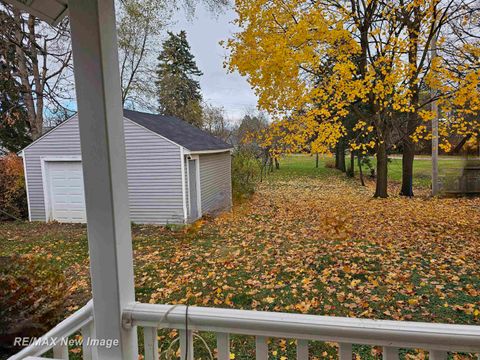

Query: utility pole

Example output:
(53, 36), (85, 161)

(431, 23), (439, 196)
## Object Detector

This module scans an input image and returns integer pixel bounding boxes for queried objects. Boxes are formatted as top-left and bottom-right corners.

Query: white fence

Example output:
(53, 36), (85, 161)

(10, 301), (480, 360)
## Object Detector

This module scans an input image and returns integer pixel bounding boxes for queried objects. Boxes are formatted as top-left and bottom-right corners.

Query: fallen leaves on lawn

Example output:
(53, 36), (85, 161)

(137, 174), (480, 324)
(1, 171), (479, 326)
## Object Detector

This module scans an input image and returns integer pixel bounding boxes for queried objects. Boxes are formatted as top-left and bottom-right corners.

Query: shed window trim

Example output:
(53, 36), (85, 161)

(186, 154), (202, 220)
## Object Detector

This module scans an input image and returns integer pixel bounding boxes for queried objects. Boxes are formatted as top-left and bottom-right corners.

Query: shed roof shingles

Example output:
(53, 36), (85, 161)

(123, 109), (232, 152)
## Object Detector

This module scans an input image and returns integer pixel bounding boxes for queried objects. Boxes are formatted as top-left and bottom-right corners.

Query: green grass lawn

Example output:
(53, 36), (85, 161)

(269, 153), (465, 189)
(384, 157), (464, 188)
(1, 154), (479, 359)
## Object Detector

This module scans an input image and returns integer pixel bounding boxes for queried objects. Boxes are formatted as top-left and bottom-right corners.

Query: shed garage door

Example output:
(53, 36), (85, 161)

(44, 161), (86, 223)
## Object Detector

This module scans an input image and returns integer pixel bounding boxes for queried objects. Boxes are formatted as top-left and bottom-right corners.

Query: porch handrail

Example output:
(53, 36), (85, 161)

(123, 302), (480, 353)
(8, 301), (94, 360)
(9, 301), (480, 359)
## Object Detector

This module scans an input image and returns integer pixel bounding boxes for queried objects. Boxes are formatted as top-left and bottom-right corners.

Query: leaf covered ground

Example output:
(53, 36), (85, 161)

(1, 155), (479, 358)
(140, 156), (480, 324)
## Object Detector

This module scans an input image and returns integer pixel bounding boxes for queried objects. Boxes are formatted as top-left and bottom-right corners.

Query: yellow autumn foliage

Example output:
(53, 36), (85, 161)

(226, 0), (479, 154)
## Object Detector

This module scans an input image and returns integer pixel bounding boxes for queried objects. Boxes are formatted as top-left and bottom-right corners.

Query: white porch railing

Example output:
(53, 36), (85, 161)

(9, 301), (94, 360)
(9, 301), (480, 360)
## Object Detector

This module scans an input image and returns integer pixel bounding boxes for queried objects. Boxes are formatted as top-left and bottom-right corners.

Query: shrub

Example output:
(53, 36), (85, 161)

(0, 255), (68, 354)
(0, 153), (28, 220)
(232, 149), (260, 201)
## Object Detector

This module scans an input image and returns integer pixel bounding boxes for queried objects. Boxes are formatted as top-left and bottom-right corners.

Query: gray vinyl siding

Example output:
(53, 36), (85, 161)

(124, 120), (184, 224)
(23, 117), (82, 221)
(199, 152), (232, 215)
(23, 115), (185, 224)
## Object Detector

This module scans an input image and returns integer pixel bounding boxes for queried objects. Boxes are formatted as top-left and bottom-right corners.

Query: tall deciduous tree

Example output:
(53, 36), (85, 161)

(117, 0), (170, 110)
(236, 111), (269, 148)
(0, 4), (73, 140)
(117, 0), (229, 110)
(226, 0), (399, 197)
(156, 30), (203, 126)
(395, 0), (477, 196)
(226, 0), (480, 198)
(203, 104), (230, 141)
(1, 0), (228, 146)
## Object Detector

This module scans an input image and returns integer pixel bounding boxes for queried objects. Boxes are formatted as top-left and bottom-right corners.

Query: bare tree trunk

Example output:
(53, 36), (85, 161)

(260, 150), (269, 180)
(348, 151), (355, 177)
(334, 146), (339, 169)
(10, 11), (66, 140)
(27, 15), (45, 139)
(274, 157), (279, 170)
(400, 13), (421, 197)
(358, 155), (365, 186)
(400, 122), (415, 197)
(3, 5), (73, 141)
(375, 141), (388, 198)
(268, 156), (274, 172)
(315, 153), (319, 168)
(478, 135), (480, 157)
(12, 10), (43, 139)
(337, 142), (346, 172)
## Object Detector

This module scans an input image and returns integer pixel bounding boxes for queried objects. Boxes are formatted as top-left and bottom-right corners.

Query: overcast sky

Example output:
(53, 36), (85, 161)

(60, 5), (258, 124)
(169, 5), (259, 122)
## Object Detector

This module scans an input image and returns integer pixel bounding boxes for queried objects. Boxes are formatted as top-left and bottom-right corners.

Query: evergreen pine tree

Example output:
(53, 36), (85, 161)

(156, 31), (203, 127)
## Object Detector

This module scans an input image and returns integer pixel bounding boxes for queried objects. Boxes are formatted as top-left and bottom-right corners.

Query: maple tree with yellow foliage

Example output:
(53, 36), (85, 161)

(226, 0), (480, 197)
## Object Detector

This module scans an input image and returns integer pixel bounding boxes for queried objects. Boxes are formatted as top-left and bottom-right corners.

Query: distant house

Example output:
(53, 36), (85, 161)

(20, 109), (233, 224)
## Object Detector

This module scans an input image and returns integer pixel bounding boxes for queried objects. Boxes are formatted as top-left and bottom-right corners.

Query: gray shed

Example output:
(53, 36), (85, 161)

(21, 109), (233, 224)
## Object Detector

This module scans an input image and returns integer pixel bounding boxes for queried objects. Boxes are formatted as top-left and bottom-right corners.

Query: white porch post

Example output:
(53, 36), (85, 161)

(68, 0), (138, 359)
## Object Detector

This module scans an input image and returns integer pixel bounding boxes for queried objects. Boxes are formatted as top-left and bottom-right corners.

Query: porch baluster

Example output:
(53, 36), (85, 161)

(52, 338), (68, 359)
(216, 333), (230, 360)
(296, 339), (309, 360)
(255, 336), (268, 360)
(429, 350), (448, 360)
(180, 330), (194, 360)
(339, 343), (352, 360)
(383, 347), (399, 360)
(144, 327), (159, 360)
(81, 322), (95, 360)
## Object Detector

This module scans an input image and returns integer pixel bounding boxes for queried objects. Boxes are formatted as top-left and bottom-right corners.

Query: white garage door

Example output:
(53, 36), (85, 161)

(44, 161), (86, 223)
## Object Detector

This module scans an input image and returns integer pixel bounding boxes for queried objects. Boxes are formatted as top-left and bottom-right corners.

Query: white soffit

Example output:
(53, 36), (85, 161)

(4, 0), (68, 26)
